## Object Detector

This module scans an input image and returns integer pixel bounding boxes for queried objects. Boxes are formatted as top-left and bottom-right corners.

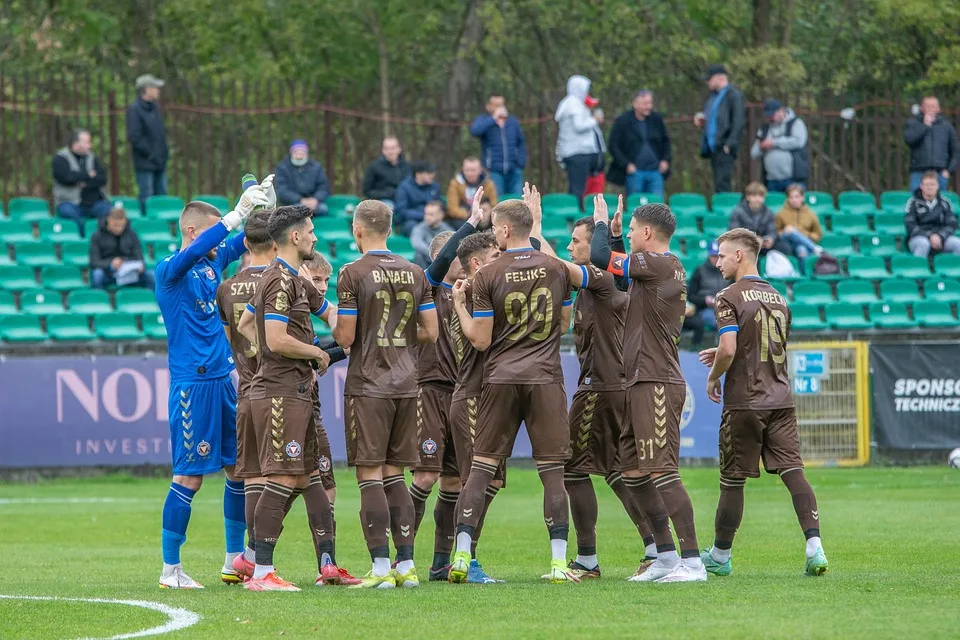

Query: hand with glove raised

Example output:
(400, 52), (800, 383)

(222, 181), (270, 231)
(261, 173), (276, 210)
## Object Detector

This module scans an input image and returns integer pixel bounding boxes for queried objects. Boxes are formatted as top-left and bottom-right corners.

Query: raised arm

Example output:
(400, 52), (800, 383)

(523, 182), (556, 257)
(426, 193), (484, 286)
(454, 278), (492, 351)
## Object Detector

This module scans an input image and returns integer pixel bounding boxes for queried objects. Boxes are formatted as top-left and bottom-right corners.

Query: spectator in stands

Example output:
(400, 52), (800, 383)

(126, 74), (169, 213)
(394, 161), (442, 236)
(362, 136), (410, 207)
(775, 184), (823, 261)
(89, 207), (154, 290)
(410, 201), (453, 269)
(905, 171), (960, 258)
(750, 99), (810, 192)
(274, 140), (330, 215)
(555, 74), (605, 207)
(470, 94), (527, 196)
(904, 96), (958, 192)
(446, 156), (498, 228)
(683, 241), (732, 347)
(729, 181), (777, 251)
(694, 64), (745, 193)
(606, 90), (671, 197)
(52, 128), (112, 236)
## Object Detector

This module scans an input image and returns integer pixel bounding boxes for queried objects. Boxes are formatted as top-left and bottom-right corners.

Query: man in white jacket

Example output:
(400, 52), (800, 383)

(556, 75), (605, 208)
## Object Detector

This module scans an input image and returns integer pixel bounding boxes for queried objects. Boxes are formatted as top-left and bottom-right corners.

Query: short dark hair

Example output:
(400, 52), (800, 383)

(491, 200), (533, 236)
(633, 203), (677, 240)
(412, 161), (436, 174)
(70, 128), (90, 145)
(302, 252), (332, 276)
(430, 231), (454, 260)
(179, 201), (221, 234)
(922, 170), (941, 183)
(354, 200), (393, 237)
(424, 200), (445, 213)
(456, 231), (497, 266)
(573, 216), (595, 237)
(267, 205), (313, 245)
(244, 209), (274, 251)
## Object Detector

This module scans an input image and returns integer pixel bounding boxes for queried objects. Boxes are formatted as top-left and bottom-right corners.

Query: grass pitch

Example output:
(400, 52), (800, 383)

(1, 467), (958, 640)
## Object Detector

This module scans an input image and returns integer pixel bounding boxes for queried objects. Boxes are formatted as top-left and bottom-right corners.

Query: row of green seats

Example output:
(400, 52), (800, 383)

(790, 278), (960, 305)
(0, 312), (165, 342)
(792, 300), (958, 331)
(0, 288), (158, 314)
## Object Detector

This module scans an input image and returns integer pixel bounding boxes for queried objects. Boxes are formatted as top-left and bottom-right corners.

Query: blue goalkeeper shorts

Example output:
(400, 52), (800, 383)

(168, 376), (238, 475)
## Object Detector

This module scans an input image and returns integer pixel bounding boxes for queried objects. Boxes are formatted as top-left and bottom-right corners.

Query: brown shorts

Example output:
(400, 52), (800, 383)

(250, 396), (318, 476)
(474, 383), (570, 462)
(566, 389), (626, 476)
(413, 384), (459, 477)
(234, 396), (261, 478)
(344, 395), (418, 468)
(450, 396), (506, 486)
(719, 408), (805, 479)
(312, 405), (336, 490)
(620, 382), (685, 473)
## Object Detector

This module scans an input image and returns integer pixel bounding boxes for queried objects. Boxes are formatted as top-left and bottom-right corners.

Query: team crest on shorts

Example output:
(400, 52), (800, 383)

(422, 438), (437, 455)
(318, 456), (331, 472)
(285, 440), (302, 458)
(197, 440), (211, 456)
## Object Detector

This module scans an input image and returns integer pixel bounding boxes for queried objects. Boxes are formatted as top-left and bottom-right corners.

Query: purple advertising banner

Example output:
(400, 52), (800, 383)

(0, 354), (721, 468)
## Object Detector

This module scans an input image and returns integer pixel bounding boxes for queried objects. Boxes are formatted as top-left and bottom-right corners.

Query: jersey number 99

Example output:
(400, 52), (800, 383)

(504, 287), (553, 341)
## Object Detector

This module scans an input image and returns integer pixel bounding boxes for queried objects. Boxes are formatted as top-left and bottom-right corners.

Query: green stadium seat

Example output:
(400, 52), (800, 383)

(109, 196), (142, 217)
(61, 241), (90, 268)
(313, 218), (355, 244)
(792, 281), (834, 305)
(847, 256), (890, 280)
(923, 278), (960, 303)
(710, 192), (741, 213)
(499, 193), (522, 201)
(14, 242), (59, 268)
(873, 212), (905, 236)
(20, 288), (65, 316)
(805, 191), (836, 214)
(312, 315), (332, 338)
(600, 194), (620, 212)
(880, 190), (912, 213)
(192, 194), (230, 213)
(0, 252), (12, 268)
(541, 193), (580, 218)
(836, 279), (879, 305)
(684, 236), (714, 257)
(790, 303), (826, 330)
(829, 214), (871, 236)
(0, 315), (46, 342)
(675, 218), (700, 236)
(115, 288), (160, 315)
(7, 197), (51, 222)
(869, 302), (916, 329)
(390, 236), (414, 258)
(67, 289), (113, 315)
(0, 291), (15, 314)
(143, 313), (167, 340)
(944, 192), (960, 210)
(0, 220), (36, 243)
(626, 193), (664, 210)
(95, 312), (143, 340)
(38, 219), (81, 243)
(913, 301), (958, 328)
(680, 256), (701, 275)
(148, 239), (180, 266)
(145, 196), (185, 221)
(0, 265), (38, 291)
(767, 279), (789, 297)
(41, 266), (85, 291)
(542, 230), (569, 249)
(826, 302), (872, 330)
(837, 191), (878, 215)
(818, 235), (856, 257)
(540, 217), (570, 233)
(701, 214), (728, 237)
(858, 235), (898, 258)
(47, 315), (96, 341)
(765, 192), (786, 211)
(133, 219), (175, 243)
(336, 249), (362, 264)
(933, 254), (960, 279)
(83, 219), (100, 238)
(890, 255), (931, 279)
(669, 193), (708, 215)
(327, 194), (363, 218)
(879, 279), (922, 304)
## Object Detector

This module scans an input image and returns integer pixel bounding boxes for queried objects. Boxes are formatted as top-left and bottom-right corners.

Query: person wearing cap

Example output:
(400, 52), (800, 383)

(394, 161), (443, 236)
(606, 89), (671, 197)
(694, 64), (745, 193)
(273, 140), (330, 215)
(52, 128), (112, 236)
(683, 241), (732, 347)
(126, 74), (169, 213)
(750, 99), (810, 192)
(555, 74), (606, 208)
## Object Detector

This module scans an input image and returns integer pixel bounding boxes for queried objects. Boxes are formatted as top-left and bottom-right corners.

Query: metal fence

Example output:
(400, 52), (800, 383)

(2, 71), (959, 204)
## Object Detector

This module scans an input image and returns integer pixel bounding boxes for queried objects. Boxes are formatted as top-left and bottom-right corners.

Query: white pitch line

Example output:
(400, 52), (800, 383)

(0, 595), (201, 639)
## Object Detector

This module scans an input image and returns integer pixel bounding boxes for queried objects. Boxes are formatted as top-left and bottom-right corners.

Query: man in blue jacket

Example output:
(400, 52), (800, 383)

(126, 75), (169, 214)
(470, 95), (526, 196)
(274, 140), (330, 216)
(394, 161), (442, 236)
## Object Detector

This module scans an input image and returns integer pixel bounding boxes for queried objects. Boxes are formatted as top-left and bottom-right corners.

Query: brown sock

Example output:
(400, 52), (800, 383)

(455, 460), (497, 540)
(779, 468), (821, 538)
(358, 479), (390, 560)
(383, 474), (416, 562)
(409, 483), (432, 535)
(655, 473), (699, 558)
(303, 475), (335, 567)
(471, 484), (500, 558)
(243, 482), (264, 552)
(606, 472), (654, 547)
(714, 476), (746, 550)
(254, 481), (294, 567)
(565, 472), (597, 556)
(623, 475), (675, 553)
(432, 490), (458, 568)
(537, 463), (569, 542)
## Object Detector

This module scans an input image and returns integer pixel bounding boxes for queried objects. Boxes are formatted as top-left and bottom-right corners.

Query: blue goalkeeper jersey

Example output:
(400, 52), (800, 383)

(156, 221), (248, 382)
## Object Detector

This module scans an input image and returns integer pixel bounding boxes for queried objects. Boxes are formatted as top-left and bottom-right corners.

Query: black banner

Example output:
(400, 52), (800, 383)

(871, 343), (960, 449)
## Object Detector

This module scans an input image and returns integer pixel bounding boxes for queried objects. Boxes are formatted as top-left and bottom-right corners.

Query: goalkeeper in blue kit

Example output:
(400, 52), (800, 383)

(155, 176), (274, 589)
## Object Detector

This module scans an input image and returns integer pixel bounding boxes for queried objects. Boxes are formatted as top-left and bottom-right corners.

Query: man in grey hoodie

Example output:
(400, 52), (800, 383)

(556, 75), (605, 207)
(750, 99), (810, 192)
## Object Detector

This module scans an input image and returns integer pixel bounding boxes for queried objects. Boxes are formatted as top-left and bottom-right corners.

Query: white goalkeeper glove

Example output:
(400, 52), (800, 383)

(222, 184), (269, 231)
(261, 173), (276, 209)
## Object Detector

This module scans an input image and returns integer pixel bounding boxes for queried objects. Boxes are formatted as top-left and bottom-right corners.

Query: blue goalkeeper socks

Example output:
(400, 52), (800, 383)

(161, 482), (196, 565)
(224, 479), (246, 554)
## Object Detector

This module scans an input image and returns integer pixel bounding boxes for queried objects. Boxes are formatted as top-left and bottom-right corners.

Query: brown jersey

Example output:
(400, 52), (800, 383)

(451, 281), (485, 401)
(714, 276), (794, 410)
(617, 251), (687, 386)
(573, 265), (628, 391)
(418, 280), (459, 388)
(471, 248), (577, 385)
(337, 250), (434, 399)
(248, 260), (320, 400)
(216, 265), (268, 397)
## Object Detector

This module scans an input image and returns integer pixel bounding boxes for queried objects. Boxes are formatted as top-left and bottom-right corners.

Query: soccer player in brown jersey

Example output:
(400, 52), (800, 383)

(448, 191), (607, 584)
(698, 228), (828, 577)
(563, 201), (658, 579)
(591, 198), (707, 583)
(333, 200), (438, 589)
